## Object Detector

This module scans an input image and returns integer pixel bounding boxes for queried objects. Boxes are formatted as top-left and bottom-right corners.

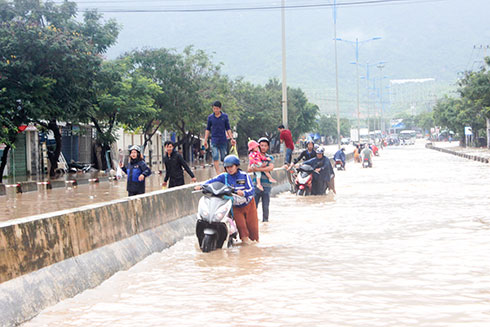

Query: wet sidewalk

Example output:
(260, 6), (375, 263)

(428, 141), (490, 162)
(0, 145), (345, 223)
(0, 168), (216, 223)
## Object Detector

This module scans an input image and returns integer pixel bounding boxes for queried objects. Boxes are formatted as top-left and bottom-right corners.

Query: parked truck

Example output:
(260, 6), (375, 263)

(351, 128), (369, 143)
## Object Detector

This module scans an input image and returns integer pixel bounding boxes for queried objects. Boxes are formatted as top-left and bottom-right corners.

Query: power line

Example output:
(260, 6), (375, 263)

(68, 0), (447, 13)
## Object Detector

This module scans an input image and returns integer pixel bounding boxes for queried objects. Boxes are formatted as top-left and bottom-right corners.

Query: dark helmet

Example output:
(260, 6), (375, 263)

(257, 137), (270, 145)
(223, 155), (240, 167)
(129, 145), (141, 153)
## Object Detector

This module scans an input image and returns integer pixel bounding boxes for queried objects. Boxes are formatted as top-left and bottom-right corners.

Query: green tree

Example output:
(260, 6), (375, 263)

(131, 47), (230, 160)
(287, 87), (319, 140)
(83, 59), (161, 168)
(414, 111), (434, 133)
(0, 1), (119, 176)
(433, 96), (462, 135)
(234, 79), (281, 153)
(315, 115), (337, 139)
(458, 58), (490, 147)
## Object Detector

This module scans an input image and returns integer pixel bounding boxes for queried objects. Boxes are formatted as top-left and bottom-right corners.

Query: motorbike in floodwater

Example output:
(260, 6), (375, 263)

(335, 159), (345, 171)
(294, 164), (315, 196)
(195, 182), (238, 253)
(362, 157), (372, 168)
(68, 161), (93, 174)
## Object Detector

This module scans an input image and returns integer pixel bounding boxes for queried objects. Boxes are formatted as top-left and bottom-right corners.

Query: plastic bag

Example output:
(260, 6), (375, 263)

(116, 166), (123, 180)
(229, 145), (238, 157)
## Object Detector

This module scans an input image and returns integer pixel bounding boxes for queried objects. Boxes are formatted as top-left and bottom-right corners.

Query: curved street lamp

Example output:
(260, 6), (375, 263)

(336, 37), (382, 140)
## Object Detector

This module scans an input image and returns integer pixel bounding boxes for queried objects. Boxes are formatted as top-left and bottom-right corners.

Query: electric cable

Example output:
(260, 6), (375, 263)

(60, 0), (448, 13)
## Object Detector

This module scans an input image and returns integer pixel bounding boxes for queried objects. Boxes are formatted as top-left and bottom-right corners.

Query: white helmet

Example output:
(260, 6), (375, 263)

(129, 145), (141, 153)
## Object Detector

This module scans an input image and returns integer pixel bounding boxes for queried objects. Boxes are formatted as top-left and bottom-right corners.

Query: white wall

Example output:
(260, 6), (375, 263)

(115, 128), (163, 172)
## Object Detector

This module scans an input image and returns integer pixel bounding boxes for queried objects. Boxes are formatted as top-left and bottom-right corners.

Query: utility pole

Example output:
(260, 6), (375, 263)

(281, 0), (288, 128)
(474, 45), (490, 69)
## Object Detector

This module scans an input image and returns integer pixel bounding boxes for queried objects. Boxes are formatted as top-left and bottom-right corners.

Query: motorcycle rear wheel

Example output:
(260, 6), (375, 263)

(201, 234), (217, 253)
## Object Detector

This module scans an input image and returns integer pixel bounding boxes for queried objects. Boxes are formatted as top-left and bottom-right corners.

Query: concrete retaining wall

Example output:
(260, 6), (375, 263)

(426, 143), (490, 164)
(0, 168), (289, 327)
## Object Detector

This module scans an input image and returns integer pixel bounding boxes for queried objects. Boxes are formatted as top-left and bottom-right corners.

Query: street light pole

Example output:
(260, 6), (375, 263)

(366, 63), (371, 132)
(355, 38), (360, 143)
(362, 61), (385, 133)
(377, 63), (385, 132)
(337, 37), (381, 141)
(333, 0), (341, 149)
(281, 0), (288, 128)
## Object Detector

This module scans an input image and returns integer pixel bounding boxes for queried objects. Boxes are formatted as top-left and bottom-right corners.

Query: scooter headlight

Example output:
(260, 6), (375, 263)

(198, 198), (210, 219)
(213, 202), (232, 222)
(200, 209), (209, 219)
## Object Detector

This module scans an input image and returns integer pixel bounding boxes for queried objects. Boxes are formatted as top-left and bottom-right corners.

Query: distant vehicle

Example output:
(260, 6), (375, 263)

(341, 137), (350, 145)
(360, 136), (370, 144)
(350, 128), (369, 142)
(362, 157), (372, 168)
(335, 159), (345, 171)
(350, 129), (359, 142)
(399, 130), (416, 145)
(294, 164), (314, 196)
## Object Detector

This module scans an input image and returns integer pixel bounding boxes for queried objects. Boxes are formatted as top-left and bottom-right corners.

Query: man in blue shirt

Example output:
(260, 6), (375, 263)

(248, 137), (274, 222)
(203, 101), (236, 175)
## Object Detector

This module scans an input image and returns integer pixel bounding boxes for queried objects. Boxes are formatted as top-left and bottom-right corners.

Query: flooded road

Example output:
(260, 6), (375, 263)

(23, 142), (490, 326)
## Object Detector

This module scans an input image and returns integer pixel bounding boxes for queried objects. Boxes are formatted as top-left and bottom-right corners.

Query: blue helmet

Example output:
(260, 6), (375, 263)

(223, 155), (240, 167)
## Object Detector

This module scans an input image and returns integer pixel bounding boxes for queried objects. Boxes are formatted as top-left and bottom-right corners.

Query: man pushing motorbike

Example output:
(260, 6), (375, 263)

(302, 147), (336, 195)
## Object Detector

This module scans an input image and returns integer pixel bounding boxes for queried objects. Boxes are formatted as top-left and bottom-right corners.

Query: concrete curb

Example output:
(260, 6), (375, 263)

(425, 143), (490, 164)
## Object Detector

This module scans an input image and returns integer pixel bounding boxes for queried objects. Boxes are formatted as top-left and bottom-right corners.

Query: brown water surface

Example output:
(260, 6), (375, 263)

(23, 142), (490, 326)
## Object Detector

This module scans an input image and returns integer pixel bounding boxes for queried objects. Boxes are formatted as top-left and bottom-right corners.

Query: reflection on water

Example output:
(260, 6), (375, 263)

(23, 142), (490, 326)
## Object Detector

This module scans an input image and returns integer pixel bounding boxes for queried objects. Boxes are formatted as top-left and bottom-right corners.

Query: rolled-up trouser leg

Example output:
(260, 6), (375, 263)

(233, 198), (259, 241)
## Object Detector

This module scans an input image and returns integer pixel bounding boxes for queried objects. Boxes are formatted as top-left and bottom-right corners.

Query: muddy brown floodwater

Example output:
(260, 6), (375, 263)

(23, 142), (490, 326)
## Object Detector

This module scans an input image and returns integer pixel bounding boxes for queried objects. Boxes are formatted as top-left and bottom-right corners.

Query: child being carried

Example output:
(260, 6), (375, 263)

(248, 140), (276, 191)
